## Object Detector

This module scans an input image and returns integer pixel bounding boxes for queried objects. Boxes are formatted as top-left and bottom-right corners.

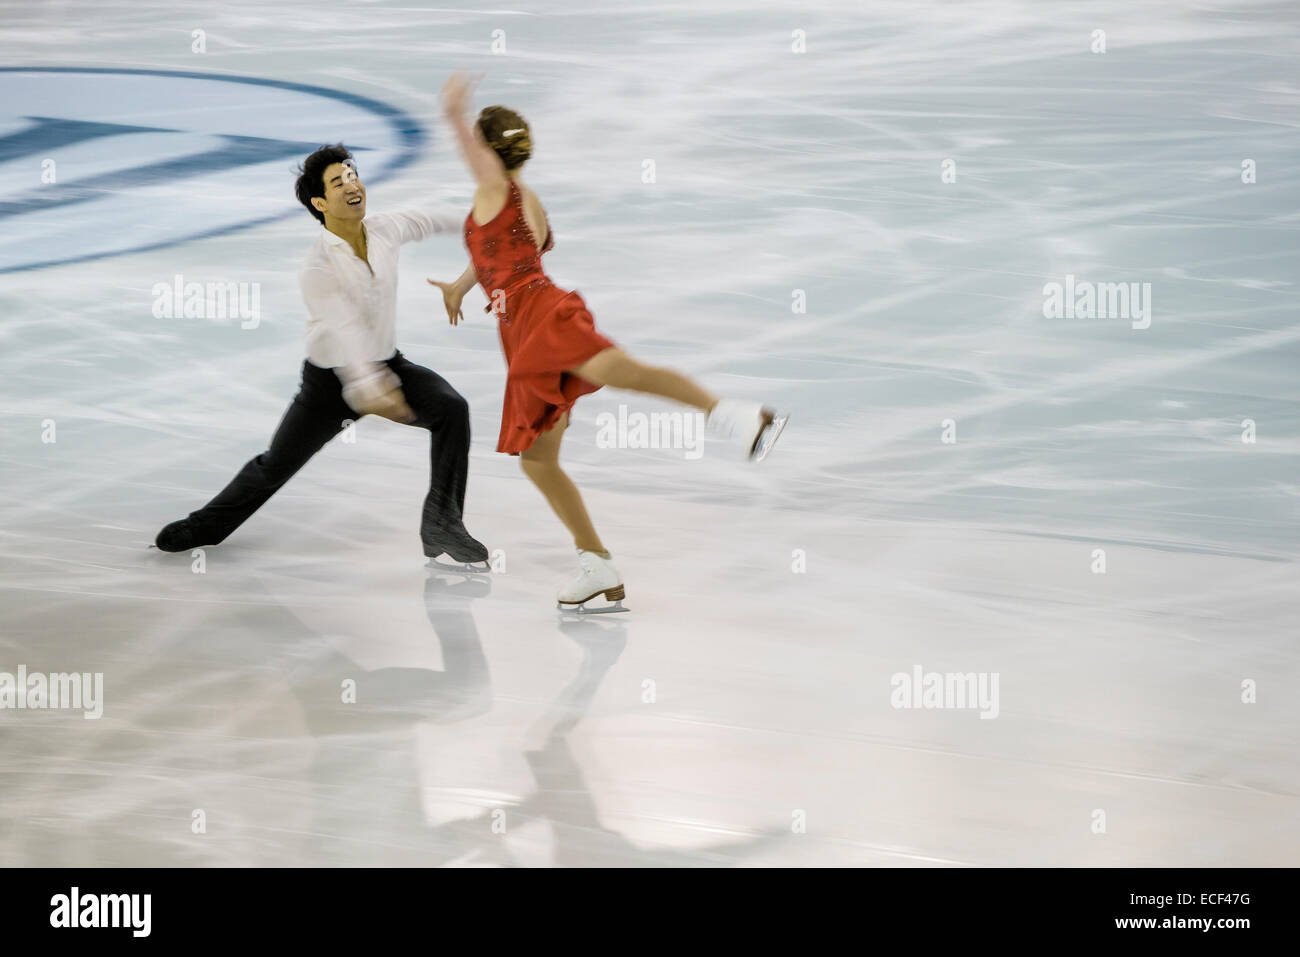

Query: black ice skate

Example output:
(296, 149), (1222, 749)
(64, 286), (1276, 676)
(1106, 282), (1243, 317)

(424, 522), (491, 573)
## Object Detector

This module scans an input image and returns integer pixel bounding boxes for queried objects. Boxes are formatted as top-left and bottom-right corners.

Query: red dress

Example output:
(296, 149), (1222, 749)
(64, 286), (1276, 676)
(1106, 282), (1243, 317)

(464, 180), (616, 454)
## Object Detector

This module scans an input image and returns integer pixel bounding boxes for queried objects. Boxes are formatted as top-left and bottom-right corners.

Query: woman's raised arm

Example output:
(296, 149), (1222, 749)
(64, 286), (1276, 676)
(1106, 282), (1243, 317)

(439, 72), (508, 191)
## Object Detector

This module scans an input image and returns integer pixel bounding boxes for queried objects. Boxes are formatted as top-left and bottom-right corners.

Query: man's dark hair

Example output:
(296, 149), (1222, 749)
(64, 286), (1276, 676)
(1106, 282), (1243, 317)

(294, 144), (354, 226)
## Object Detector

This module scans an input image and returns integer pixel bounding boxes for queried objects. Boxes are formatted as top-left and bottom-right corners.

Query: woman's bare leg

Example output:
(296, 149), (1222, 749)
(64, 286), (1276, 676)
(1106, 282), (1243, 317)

(569, 348), (718, 412)
(519, 412), (606, 553)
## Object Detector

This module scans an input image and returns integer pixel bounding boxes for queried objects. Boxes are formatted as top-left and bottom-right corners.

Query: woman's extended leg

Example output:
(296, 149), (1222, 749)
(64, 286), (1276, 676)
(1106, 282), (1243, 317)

(519, 412), (606, 553)
(572, 347), (786, 460)
(569, 348), (718, 412)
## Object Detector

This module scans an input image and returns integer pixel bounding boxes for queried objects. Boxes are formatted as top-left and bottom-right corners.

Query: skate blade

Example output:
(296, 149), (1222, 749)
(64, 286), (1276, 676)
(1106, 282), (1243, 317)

(752, 412), (789, 462)
(557, 599), (629, 616)
(558, 584), (628, 615)
(426, 557), (491, 574)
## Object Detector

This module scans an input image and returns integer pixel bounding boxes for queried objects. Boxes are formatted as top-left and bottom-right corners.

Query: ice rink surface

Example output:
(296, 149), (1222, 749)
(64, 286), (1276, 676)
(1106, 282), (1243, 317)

(1, 1), (1297, 866)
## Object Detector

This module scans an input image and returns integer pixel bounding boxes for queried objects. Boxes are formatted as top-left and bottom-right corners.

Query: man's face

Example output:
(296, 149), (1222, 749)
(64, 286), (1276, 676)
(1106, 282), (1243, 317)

(313, 160), (365, 222)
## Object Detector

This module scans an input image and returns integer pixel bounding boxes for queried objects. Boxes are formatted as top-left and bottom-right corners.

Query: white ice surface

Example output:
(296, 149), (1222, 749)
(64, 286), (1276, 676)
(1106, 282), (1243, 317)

(0, 0), (1297, 866)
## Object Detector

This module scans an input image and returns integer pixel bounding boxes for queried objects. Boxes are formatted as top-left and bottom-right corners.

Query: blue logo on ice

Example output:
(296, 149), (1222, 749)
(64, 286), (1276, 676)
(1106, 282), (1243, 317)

(0, 68), (424, 273)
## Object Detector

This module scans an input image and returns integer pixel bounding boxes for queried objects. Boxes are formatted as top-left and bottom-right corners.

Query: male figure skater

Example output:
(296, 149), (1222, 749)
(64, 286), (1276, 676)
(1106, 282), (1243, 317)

(154, 144), (488, 564)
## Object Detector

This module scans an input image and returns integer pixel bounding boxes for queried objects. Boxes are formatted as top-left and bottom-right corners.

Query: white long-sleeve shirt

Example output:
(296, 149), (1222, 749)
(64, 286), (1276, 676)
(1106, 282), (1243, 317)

(299, 207), (463, 410)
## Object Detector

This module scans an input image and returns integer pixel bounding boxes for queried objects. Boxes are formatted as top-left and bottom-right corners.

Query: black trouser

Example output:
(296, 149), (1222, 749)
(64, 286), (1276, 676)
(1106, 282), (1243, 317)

(188, 352), (471, 553)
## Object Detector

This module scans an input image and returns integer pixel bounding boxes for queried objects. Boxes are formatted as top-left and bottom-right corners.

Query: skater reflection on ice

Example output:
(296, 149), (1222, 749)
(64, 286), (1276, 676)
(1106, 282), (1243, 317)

(288, 572), (787, 865)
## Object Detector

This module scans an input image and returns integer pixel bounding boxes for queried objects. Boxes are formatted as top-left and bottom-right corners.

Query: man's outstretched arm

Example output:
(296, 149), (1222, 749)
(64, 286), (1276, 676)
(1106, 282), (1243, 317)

(381, 207), (466, 245)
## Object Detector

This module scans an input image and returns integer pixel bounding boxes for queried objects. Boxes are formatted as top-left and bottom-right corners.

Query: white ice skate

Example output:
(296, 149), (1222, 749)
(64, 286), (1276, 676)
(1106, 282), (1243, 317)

(556, 549), (628, 615)
(706, 399), (788, 462)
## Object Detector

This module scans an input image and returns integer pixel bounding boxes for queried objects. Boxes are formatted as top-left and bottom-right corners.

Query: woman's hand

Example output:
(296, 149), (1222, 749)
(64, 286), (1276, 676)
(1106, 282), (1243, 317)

(439, 73), (506, 189)
(427, 278), (466, 325)
(440, 71), (479, 117)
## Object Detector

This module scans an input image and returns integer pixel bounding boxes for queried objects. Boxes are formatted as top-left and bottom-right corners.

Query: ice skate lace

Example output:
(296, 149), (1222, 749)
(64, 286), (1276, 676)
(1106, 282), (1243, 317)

(577, 551), (613, 579)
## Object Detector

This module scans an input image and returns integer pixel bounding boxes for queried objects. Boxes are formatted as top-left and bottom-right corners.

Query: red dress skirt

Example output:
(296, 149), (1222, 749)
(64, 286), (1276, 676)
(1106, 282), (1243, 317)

(464, 181), (615, 454)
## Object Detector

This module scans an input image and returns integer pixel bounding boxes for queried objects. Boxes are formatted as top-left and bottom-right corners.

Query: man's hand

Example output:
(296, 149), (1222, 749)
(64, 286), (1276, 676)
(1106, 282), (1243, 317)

(427, 278), (467, 325)
(355, 386), (415, 424)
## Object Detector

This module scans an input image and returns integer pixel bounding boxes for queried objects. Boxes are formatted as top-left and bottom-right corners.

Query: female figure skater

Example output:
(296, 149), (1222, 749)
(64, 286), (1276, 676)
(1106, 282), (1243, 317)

(430, 73), (786, 612)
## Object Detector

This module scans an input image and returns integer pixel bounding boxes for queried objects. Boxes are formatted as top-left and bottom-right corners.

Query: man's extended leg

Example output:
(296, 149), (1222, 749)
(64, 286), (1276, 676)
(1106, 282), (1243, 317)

(155, 361), (353, 551)
(386, 352), (486, 563)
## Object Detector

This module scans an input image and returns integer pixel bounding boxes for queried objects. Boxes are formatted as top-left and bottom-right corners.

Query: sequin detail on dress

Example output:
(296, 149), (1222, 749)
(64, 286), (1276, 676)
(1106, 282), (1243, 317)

(463, 180), (616, 454)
